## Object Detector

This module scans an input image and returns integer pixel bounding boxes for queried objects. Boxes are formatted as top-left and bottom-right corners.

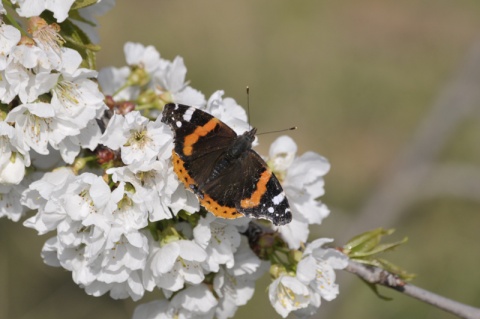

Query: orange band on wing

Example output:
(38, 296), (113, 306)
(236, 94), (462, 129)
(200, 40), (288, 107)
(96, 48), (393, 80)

(172, 151), (196, 187)
(240, 170), (271, 209)
(172, 150), (243, 220)
(200, 194), (243, 219)
(183, 118), (219, 156)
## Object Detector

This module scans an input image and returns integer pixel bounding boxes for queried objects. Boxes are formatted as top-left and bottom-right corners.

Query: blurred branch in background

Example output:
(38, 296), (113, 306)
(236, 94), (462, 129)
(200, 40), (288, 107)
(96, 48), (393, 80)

(345, 260), (480, 319)
(343, 35), (480, 242)
(420, 164), (480, 201)
(324, 36), (480, 318)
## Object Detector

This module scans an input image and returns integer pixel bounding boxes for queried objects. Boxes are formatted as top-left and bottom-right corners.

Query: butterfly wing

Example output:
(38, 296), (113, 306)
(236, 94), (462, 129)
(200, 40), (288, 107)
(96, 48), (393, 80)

(202, 149), (292, 226)
(162, 103), (238, 186)
(237, 150), (292, 225)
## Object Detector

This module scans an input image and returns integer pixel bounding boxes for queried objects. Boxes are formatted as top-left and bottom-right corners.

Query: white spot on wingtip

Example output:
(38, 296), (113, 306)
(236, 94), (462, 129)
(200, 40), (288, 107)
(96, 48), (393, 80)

(268, 207), (274, 213)
(183, 107), (195, 122)
(272, 193), (285, 205)
(176, 120), (182, 127)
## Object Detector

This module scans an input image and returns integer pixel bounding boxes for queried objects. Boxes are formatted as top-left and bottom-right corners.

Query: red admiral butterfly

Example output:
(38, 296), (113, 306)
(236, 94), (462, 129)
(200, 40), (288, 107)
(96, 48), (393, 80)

(161, 103), (292, 226)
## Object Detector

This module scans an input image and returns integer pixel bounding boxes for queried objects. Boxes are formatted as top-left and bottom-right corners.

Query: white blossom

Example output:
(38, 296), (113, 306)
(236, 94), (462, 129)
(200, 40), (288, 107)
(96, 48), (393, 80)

(1, 59), (32, 104)
(5, 102), (77, 155)
(25, 171), (150, 300)
(135, 284), (218, 319)
(124, 42), (164, 74)
(0, 121), (28, 185)
(204, 90), (250, 135)
(3, 63), (58, 104)
(0, 152), (25, 184)
(0, 183), (26, 221)
(168, 180), (200, 216)
(213, 237), (266, 319)
(58, 119), (103, 163)
(98, 65), (135, 100)
(9, 41), (51, 70)
(143, 237), (207, 292)
(50, 49), (106, 125)
(100, 111), (172, 171)
(269, 136), (330, 249)
(108, 160), (199, 221)
(170, 284), (218, 319)
(133, 300), (171, 319)
(154, 56), (205, 106)
(84, 269), (145, 301)
(296, 238), (348, 301)
(22, 167), (76, 234)
(269, 274), (311, 318)
(275, 239), (348, 318)
(12, 0), (76, 22)
(0, 23), (21, 70)
(193, 214), (242, 272)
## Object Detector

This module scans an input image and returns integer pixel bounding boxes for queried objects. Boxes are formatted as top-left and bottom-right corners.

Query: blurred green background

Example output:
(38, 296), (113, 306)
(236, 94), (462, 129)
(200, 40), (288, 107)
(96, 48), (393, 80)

(2, 0), (480, 318)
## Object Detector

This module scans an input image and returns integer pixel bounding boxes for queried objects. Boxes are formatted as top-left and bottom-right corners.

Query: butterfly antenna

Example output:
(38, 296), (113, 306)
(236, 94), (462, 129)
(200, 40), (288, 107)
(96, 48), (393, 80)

(246, 86), (251, 130)
(257, 126), (298, 136)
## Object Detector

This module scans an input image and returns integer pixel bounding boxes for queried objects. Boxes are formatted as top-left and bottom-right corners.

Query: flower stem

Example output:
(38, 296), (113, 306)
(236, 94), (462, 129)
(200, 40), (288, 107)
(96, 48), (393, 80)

(2, 2), (28, 36)
(112, 83), (130, 97)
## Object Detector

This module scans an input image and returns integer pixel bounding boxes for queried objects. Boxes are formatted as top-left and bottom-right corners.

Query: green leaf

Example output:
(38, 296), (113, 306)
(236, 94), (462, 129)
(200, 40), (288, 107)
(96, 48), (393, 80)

(350, 258), (380, 267)
(377, 258), (416, 281)
(344, 228), (413, 281)
(147, 221), (160, 241)
(344, 228), (394, 255)
(71, 0), (99, 10)
(359, 278), (393, 301)
(348, 237), (408, 258)
(68, 10), (96, 26)
(58, 19), (99, 69)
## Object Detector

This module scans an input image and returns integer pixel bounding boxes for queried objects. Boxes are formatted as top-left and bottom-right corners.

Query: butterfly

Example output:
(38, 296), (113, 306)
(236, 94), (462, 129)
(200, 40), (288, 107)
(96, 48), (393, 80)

(161, 103), (292, 226)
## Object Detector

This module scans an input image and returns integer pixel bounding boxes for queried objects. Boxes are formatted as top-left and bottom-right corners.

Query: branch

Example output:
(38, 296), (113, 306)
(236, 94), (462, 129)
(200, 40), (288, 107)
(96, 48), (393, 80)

(420, 163), (480, 201)
(345, 259), (480, 319)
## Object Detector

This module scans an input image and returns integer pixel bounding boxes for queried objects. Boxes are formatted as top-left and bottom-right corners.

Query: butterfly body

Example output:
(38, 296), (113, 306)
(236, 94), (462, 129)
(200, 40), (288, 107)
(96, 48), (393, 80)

(161, 103), (292, 226)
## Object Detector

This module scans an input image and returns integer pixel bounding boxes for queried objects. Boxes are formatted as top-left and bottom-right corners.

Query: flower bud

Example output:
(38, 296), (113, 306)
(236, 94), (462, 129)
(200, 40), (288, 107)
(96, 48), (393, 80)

(270, 264), (287, 279)
(96, 148), (115, 164)
(105, 95), (115, 110)
(127, 67), (150, 87)
(72, 157), (87, 174)
(117, 101), (136, 115)
(289, 249), (303, 264)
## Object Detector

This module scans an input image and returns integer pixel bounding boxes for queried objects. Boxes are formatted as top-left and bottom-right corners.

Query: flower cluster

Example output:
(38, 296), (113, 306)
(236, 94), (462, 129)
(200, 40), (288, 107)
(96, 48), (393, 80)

(268, 135), (331, 249)
(0, 2), (346, 318)
(0, 0), (110, 221)
(269, 239), (348, 317)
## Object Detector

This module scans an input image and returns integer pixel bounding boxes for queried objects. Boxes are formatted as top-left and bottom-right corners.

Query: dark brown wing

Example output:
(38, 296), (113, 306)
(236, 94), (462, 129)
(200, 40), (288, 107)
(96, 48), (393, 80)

(237, 150), (292, 225)
(202, 149), (292, 226)
(162, 103), (237, 186)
